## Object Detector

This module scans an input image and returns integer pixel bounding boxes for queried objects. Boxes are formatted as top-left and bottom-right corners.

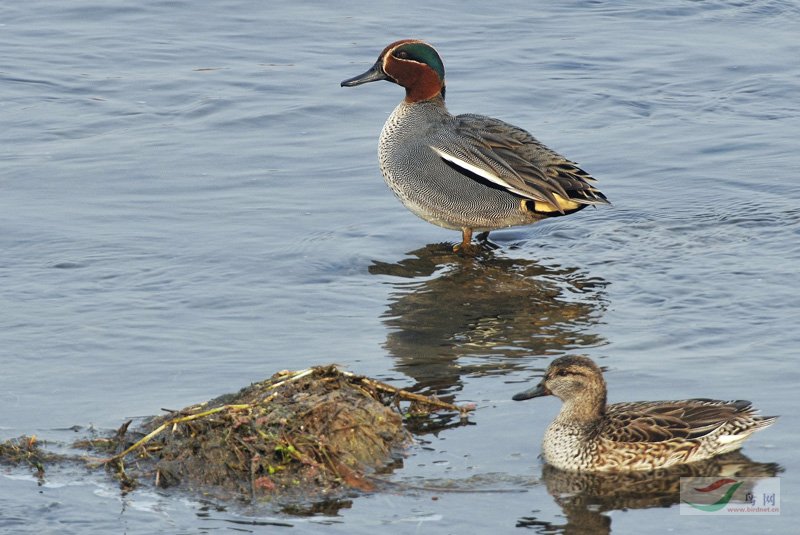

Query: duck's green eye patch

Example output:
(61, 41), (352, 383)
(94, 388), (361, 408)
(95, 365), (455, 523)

(394, 43), (445, 81)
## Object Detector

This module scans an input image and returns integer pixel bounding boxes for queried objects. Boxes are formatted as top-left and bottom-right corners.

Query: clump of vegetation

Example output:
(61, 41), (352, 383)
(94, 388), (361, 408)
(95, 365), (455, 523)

(2, 365), (471, 505)
(0, 435), (52, 481)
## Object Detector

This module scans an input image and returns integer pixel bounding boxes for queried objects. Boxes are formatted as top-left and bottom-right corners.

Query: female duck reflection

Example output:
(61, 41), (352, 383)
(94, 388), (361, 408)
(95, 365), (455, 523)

(517, 451), (782, 533)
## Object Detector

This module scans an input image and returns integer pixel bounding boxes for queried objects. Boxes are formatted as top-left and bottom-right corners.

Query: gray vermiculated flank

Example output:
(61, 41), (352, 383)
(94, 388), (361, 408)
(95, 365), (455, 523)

(378, 99), (539, 231)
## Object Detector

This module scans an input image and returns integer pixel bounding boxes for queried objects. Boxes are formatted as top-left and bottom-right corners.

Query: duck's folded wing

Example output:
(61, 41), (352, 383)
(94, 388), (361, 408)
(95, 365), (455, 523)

(603, 400), (749, 442)
(429, 113), (609, 213)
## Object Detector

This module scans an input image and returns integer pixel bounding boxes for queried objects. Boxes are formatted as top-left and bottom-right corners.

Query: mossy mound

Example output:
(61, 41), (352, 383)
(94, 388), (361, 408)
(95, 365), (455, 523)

(1, 366), (470, 505)
(100, 365), (469, 503)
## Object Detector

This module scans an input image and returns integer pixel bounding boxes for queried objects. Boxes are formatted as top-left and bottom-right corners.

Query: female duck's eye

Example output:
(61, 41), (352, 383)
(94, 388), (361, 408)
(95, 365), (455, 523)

(555, 369), (570, 377)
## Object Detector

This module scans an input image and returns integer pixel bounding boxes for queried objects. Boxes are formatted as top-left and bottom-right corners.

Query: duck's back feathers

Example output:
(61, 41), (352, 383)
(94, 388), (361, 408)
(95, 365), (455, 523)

(429, 113), (609, 214)
(602, 399), (771, 443)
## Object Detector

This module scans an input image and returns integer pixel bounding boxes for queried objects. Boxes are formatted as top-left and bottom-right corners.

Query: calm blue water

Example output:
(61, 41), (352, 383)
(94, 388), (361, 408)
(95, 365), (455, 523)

(2, 1), (798, 533)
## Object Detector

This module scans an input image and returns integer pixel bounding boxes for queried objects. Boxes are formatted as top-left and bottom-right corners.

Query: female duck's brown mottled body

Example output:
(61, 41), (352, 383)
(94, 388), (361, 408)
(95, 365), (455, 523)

(341, 40), (608, 252)
(513, 356), (776, 472)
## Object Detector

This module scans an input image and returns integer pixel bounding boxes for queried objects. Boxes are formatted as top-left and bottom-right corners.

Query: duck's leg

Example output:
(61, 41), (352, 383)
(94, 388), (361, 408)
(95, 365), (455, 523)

(461, 227), (473, 249)
(453, 227), (477, 255)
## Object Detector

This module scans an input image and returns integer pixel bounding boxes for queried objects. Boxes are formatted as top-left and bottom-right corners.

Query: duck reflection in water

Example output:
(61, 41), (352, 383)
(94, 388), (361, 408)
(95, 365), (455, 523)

(369, 243), (607, 397)
(517, 451), (782, 534)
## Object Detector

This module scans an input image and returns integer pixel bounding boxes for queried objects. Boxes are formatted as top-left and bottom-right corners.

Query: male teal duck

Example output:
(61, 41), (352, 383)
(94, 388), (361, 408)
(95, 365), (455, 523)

(512, 356), (777, 472)
(341, 39), (609, 253)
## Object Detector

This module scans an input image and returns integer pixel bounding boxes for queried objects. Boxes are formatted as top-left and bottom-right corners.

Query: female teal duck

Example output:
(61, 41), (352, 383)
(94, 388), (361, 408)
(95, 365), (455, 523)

(341, 40), (609, 253)
(513, 356), (776, 472)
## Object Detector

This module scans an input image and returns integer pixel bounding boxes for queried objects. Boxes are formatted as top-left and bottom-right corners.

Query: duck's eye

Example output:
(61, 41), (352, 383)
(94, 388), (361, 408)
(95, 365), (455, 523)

(555, 369), (571, 377)
(395, 50), (410, 59)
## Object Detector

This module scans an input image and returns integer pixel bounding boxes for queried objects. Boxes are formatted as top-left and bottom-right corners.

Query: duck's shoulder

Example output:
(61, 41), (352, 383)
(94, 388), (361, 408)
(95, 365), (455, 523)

(448, 112), (542, 147)
(445, 112), (582, 172)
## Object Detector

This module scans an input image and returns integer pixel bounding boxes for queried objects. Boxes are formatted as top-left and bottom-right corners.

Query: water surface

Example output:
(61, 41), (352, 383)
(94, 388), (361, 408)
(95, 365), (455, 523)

(1, 1), (798, 533)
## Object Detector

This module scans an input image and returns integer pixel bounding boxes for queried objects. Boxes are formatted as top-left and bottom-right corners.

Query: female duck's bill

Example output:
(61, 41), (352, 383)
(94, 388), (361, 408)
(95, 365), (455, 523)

(512, 382), (549, 400)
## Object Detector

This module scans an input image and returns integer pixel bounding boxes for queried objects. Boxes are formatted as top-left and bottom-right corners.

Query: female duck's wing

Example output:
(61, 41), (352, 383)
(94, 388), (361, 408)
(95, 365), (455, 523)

(602, 399), (756, 443)
(428, 113), (609, 214)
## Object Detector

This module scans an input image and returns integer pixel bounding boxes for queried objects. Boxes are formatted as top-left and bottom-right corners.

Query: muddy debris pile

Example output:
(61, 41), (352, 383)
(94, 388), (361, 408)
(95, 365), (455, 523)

(1, 365), (472, 504)
(0, 435), (53, 481)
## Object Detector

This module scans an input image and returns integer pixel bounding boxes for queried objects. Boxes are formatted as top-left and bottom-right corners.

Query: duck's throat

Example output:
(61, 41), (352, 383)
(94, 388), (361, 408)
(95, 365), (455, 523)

(557, 390), (607, 426)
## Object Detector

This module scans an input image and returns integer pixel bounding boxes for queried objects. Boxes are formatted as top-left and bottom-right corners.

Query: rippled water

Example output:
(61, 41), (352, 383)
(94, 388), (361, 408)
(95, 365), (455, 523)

(2, 1), (799, 533)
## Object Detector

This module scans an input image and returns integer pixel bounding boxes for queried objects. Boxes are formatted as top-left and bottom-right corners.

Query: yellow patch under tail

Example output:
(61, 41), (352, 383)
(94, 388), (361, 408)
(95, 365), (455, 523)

(522, 194), (582, 215)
